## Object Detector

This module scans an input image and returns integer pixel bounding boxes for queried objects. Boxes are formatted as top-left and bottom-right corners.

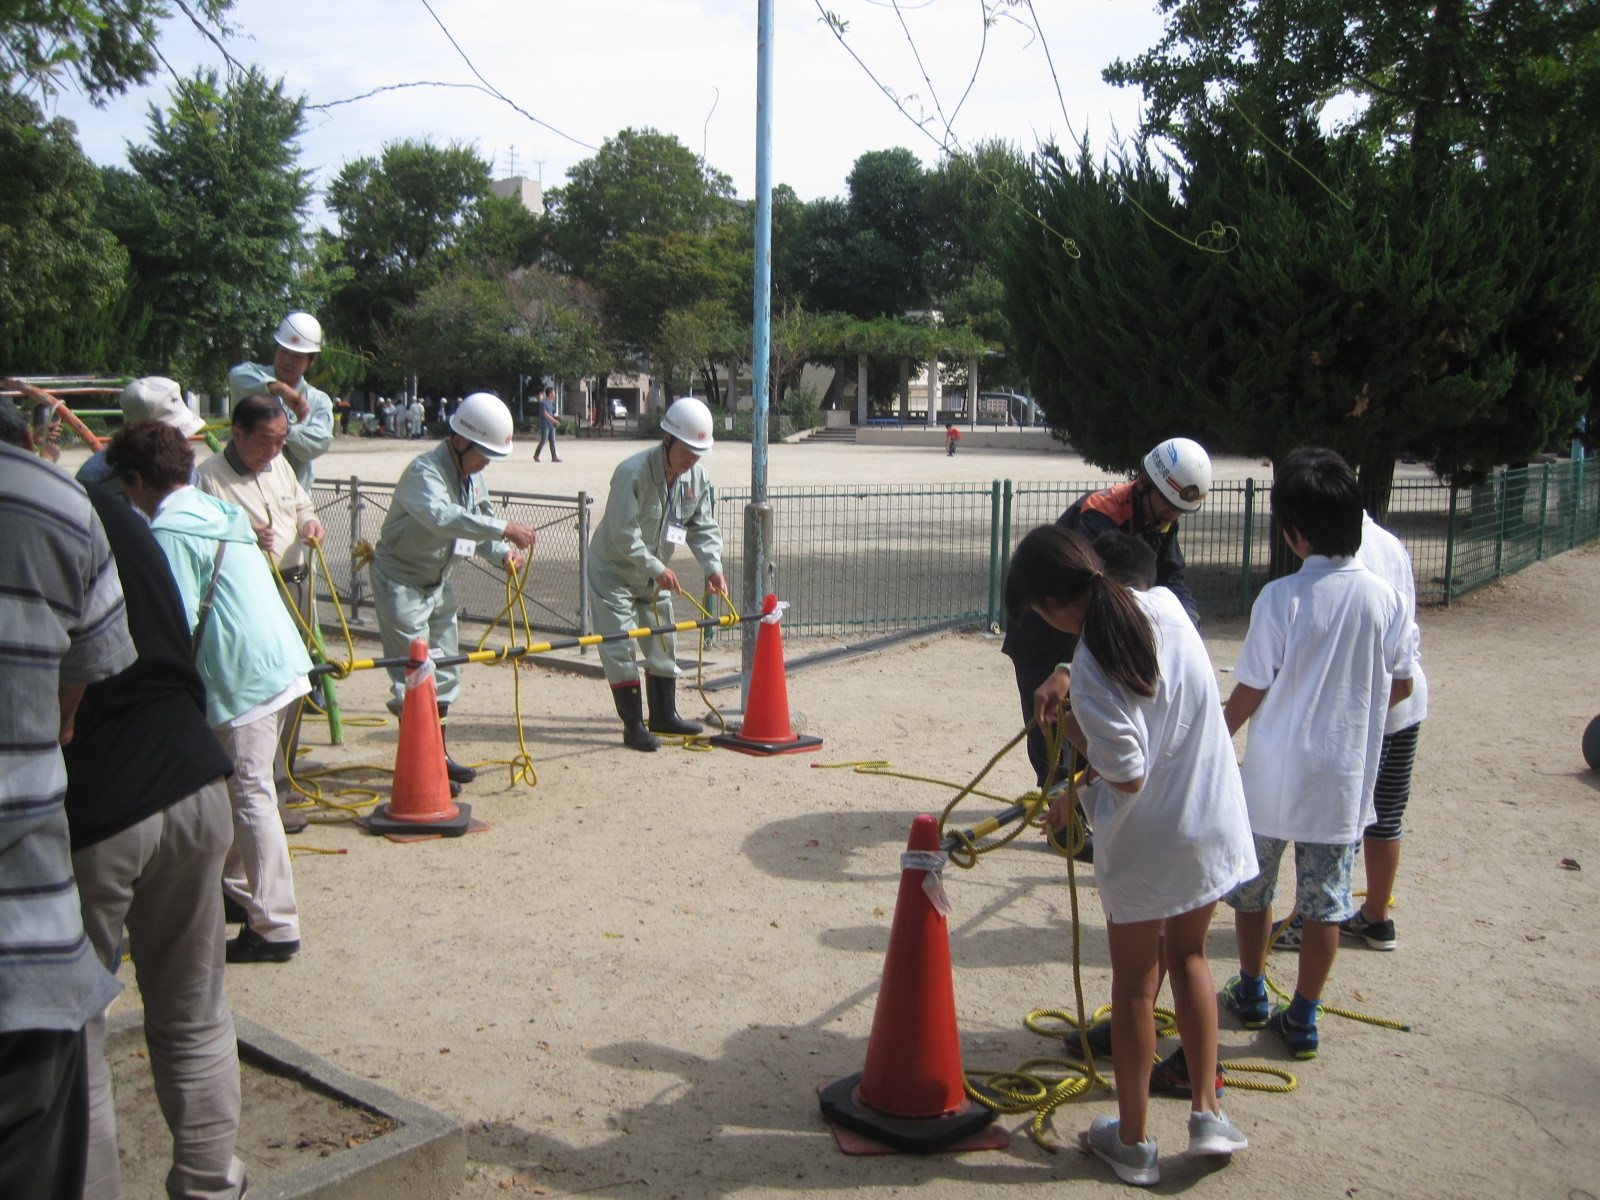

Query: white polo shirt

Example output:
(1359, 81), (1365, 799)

(1071, 587), (1257, 924)
(1356, 513), (1428, 732)
(1234, 555), (1413, 843)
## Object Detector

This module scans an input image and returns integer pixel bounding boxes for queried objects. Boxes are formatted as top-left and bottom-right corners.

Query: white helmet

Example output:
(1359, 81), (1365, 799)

(660, 396), (714, 455)
(1143, 437), (1211, 512)
(449, 392), (514, 459)
(274, 311), (322, 354)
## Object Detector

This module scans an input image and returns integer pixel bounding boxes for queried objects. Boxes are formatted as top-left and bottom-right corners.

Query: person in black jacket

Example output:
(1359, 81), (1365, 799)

(1003, 439), (1212, 792)
(64, 485), (247, 1200)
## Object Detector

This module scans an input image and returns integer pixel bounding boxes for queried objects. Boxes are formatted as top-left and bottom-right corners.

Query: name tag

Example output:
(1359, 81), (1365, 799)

(665, 521), (688, 546)
(452, 538), (474, 557)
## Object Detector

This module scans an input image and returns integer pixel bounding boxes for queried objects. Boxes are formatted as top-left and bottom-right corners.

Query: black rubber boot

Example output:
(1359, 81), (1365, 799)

(645, 673), (703, 736)
(613, 683), (659, 752)
(437, 702), (477, 784)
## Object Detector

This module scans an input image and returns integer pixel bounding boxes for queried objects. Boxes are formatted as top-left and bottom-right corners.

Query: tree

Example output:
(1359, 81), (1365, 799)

(999, 1), (1600, 487)
(98, 67), (310, 392)
(0, 0), (232, 103)
(595, 225), (750, 361)
(545, 127), (736, 279)
(0, 91), (132, 371)
(378, 266), (609, 402)
(324, 139), (494, 356)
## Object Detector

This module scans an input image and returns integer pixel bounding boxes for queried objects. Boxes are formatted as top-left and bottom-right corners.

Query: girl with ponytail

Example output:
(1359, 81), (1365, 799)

(1005, 525), (1258, 1185)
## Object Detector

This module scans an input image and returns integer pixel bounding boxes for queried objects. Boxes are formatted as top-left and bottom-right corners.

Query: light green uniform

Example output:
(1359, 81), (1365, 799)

(587, 444), (722, 685)
(370, 441), (512, 706)
(228, 361), (334, 489)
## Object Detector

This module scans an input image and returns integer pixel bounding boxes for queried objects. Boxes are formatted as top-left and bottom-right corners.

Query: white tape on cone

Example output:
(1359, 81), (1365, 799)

(901, 849), (951, 916)
(760, 600), (790, 626)
(405, 656), (437, 690)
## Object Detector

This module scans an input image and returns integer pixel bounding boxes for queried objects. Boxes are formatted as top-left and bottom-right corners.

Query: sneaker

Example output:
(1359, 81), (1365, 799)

(1079, 1115), (1160, 1187)
(226, 927), (300, 964)
(1149, 1045), (1225, 1099)
(1062, 1018), (1115, 1059)
(1270, 912), (1302, 951)
(1221, 976), (1270, 1030)
(1265, 1006), (1319, 1059)
(1340, 911), (1397, 951)
(1187, 1110), (1249, 1156)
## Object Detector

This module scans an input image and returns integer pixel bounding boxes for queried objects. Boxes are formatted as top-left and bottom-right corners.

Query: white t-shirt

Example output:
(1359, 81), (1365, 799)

(1071, 587), (1257, 924)
(1356, 513), (1428, 732)
(1234, 555), (1413, 843)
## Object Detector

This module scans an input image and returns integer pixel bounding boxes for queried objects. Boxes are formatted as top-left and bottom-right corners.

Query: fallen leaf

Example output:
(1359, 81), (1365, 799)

(1560, 858), (1581, 871)
(805, 839), (819, 847)
(1525, 934), (1546, 942)
(439, 1047), (451, 1054)
(873, 907), (885, 916)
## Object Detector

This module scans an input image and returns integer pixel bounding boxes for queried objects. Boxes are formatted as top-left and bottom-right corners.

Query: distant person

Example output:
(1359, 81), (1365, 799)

(408, 396), (426, 438)
(65, 484), (245, 1200)
(587, 397), (728, 751)
(945, 424), (961, 456)
(336, 396), (352, 435)
(369, 393), (535, 787)
(228, 311), (333, 489)
(1007, 525), (1255, 1185)
(0, 396), (134, 1200)
(78, 377), (206, 491)
(534, 387), (561, 462)
(107, 422), (314, 965)
(1220, 447), (1415, 1060)
(32, 400), (63, 462)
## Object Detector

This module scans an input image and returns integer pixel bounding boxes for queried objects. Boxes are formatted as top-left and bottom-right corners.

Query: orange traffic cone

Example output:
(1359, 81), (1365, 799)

(818, 815), (1005, 1154)
(367, 637), (472, 837)
(709, 594), (822, 756)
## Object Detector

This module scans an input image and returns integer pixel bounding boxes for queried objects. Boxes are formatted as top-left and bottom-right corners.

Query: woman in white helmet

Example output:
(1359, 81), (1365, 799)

(228, 311), (335, 489)
(587, 396), (729, 751)
(369, 393), (538, 786)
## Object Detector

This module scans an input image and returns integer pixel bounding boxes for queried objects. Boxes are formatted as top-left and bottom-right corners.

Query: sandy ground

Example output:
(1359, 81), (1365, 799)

(68, 435), (1600, 1199)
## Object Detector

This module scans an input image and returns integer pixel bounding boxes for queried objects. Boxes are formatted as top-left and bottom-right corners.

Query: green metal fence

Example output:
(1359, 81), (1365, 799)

(308, 460), (1598, 643)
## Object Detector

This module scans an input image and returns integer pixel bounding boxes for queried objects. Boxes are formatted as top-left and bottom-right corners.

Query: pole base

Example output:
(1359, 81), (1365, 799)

(817, 1072), (999, 1154)
(366, 801), (473, 838)
(708, 731), (823, 757)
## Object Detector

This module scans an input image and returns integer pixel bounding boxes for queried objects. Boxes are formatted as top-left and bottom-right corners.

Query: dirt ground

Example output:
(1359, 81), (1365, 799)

(67, 434), (1600, 1199)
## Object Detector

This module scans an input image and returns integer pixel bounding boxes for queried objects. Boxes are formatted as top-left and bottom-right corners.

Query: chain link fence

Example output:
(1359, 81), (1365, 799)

(309, 461), (1597, 644)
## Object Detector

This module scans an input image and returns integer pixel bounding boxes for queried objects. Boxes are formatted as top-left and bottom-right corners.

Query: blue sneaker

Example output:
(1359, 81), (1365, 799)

(1079, 1115), (1159, 1186)
(1266, 1006), (1319, 1059)
(1221, 976), (1270, 1030)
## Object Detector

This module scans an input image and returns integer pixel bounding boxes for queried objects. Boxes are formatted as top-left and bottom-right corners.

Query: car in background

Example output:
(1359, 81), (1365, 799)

(610, 397), (628, 419)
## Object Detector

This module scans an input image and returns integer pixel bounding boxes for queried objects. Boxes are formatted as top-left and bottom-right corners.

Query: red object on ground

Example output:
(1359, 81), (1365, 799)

(857, 814), (967, 1116)
(367, 638), (472, 836)
(709, 594), (822, 756)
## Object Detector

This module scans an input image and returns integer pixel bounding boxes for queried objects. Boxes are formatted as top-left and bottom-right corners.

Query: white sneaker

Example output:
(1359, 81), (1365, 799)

(1079, 1114), (1160, 1186)
(1188, 1109), (1249, 1155)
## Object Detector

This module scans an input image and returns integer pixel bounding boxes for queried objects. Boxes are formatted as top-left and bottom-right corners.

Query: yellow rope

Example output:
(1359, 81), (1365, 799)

(641, 588), (739, 752)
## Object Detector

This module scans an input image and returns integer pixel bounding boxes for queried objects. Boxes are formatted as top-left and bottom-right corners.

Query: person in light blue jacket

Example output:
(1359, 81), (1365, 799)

(587, 396), (728, 751)
(107, 422), (312, 966)
(369, 392), (536, 786)
(228, 311), (333, 489)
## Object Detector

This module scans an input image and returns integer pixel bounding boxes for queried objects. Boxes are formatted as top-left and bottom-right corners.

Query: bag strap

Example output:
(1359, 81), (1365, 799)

(191, 540), (228, 660)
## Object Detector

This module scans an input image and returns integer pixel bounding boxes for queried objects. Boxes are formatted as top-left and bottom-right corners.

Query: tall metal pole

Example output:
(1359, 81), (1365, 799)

(741, 0), (776, 705)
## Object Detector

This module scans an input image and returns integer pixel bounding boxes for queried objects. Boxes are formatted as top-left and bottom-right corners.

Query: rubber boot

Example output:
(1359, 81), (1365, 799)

(437, 702), (477, 784)
(612, 682), (659, 752)
(645, 673), (703, 736)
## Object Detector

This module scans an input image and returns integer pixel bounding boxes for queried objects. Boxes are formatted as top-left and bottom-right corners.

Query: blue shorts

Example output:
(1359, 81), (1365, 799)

(1225, 834), (1358, 924)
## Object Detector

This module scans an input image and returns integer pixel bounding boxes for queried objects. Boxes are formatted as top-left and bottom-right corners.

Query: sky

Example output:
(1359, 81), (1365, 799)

(47, 0), (1171, 222)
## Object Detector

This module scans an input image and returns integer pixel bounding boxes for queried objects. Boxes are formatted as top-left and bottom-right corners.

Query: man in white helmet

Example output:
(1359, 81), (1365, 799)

(1004, 436), (1211, 787)
(369, 393), (537, 786)
(228, 311), (335, 490)
(587, 396), (728, 751)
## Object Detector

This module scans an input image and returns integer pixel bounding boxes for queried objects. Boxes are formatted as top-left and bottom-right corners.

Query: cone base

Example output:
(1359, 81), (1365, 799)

(817, 1073), (999, 1154)
(708, 731), (823, 757)
(367, 801), (473, 838)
